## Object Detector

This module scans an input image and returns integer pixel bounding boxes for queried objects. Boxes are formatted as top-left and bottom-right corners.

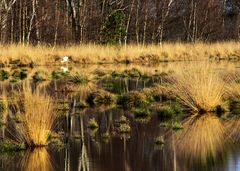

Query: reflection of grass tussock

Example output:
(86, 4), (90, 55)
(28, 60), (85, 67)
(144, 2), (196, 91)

(176, 115), (225, 163)
(15, 84), (56, 147)
(0, 94), (8, 125)
(21, 148), (53, 171)
(225, 118), (240, 142)
(170, 64), (225, 113)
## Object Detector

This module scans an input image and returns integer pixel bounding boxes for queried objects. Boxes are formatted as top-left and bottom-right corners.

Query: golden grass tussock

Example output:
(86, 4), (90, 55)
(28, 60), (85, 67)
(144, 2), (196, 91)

(0, 42), (240, 65)
(176, 114), (226, 163)
(20, 148), (53, 171)
(15, 83), (56, 147)
(224, 71), (240, 99)
(169, 63), (226, 112)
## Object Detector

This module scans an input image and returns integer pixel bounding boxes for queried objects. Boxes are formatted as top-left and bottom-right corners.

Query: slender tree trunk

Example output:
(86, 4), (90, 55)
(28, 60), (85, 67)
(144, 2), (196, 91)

(124, 0), (134, 46)
(135, 0), (140, 45)
(143, 4), (148, 45)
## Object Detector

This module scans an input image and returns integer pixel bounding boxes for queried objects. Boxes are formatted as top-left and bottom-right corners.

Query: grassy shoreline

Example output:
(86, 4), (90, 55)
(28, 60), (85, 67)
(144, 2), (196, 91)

(0, 42), (240, 66)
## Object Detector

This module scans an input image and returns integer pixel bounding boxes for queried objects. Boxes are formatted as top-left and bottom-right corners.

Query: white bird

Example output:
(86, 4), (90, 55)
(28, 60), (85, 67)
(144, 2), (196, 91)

(60, 66), (69, 73)
(61, 56), (69, 63)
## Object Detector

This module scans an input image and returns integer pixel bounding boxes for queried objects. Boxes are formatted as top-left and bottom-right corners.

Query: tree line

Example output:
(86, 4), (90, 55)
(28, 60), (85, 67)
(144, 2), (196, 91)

(0, 0), (239, 45)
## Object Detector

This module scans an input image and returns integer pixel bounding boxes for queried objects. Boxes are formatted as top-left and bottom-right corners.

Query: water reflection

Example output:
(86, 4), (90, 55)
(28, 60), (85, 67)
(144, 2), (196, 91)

(20, 148), (53, 171)
(175, 114), (226, 165)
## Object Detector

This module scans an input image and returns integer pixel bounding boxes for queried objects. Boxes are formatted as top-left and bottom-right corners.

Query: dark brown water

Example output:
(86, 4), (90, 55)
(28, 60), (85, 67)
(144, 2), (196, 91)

(0, 108), (239, 171)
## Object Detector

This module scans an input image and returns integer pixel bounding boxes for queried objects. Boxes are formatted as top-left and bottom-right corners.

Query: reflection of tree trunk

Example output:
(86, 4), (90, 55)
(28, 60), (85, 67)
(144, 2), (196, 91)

(64, 143), (70, 171)
(136, 78), (139, 90)
(172, 131), (177, 171)
(78, 114), (90, 171)
(124, 78), (129, 93)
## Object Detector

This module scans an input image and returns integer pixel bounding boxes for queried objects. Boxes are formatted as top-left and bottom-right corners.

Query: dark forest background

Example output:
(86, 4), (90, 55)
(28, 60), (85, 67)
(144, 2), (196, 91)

(0, 0), (240, 45)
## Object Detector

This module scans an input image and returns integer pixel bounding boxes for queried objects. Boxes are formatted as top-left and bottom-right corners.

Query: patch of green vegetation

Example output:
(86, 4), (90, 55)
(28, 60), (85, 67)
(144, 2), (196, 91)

(0, 141), (26, 153)
(159, 122), (169, 128)
(229, 99), (240, 115)
(119, 115), (128, 124)
(172, 122), (183, 131)
(122, 68), (142, 78)
(0, 70), (9, 81)
(75, 101), (88, 109)
(94, 69), (107, 78)
(102, 132), (110, 139)
(118, 91), (149, 109)
(119, 123), (131, 133)
(157, 103), (183, 121)
(143, 85), (170, 102)
(157, 107), (175, 120)
(12, 69), (27, 80)
(0, 101), (6, 114)
(213, 105), (226, 117)
(87, 90), (116, 106)
(52, 70), (69, 80)
(111, 71), (122, 78)
(88, 118), (99, 129)
(57, 102), (69, 111)
(133, 108), (151, 118)
(155, 136), (165, 145)
(100, 8), (126, 45)
(68, 73), (89, 85)
(32, 71), (48, 82)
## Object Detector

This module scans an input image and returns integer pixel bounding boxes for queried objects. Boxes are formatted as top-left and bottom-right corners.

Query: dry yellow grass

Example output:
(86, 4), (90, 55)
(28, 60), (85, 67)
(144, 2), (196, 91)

(0, 42), (240, 65)
(15, 83), (55, 146)
(169, 63), (226, 112)
(176, 114), (226, 163)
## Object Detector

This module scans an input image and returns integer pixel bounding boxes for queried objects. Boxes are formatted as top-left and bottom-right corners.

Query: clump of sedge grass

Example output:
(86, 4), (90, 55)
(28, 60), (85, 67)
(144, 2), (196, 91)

(117, 91), (149, 109)
(87, 90), (116, 106)
(88, 118), (99, 129)
(0, 70), (9, 81)
(119, 123), (131, 133)
(172, 122), (184, 131)
(12, 69), (28, 80)
(14, 84), (56, 147)
(155, 136), (165, 145)
(102, 132), (110, 139)
(157, 103), (182, 121)
(32, 71), (49, 82)
(119, 115), (128, 124)
(170, 64), (225, 113)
